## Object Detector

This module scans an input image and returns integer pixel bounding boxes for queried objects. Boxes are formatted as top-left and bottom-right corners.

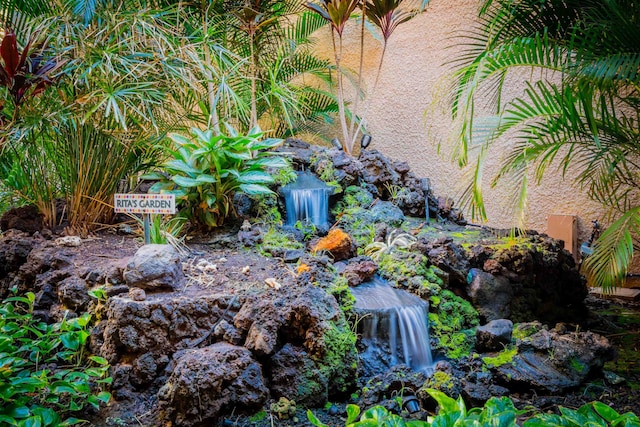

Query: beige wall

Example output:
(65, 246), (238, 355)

(313, 0), (609, 246)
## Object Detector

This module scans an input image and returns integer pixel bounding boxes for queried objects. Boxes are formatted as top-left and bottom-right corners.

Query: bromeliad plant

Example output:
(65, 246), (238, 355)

(147, 126), (289, 229)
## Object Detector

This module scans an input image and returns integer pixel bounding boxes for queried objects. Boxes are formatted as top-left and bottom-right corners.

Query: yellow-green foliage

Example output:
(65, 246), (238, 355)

(429, 289), (479, 359)
(328, 275), (355, 314)
(259, 227), (303, 256)
(310, 152), (342, 194)
(319, 319), (358, 393)
(482, 345), (518, 368)
(422, 370), (455, 393)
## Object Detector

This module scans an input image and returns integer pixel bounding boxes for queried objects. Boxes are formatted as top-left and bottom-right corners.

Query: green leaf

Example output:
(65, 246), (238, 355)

(239, 184), (273, 195)
(306, 409), (329, 427)
(172, 176), (202, 188)
(346, 404), (361, 424)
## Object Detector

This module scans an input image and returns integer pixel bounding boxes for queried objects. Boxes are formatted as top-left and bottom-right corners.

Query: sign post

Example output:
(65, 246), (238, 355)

(114, 194), (176, 244)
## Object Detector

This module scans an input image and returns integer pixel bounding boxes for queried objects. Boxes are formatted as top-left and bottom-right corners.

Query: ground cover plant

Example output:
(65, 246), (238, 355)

(0, 292), (111, 426)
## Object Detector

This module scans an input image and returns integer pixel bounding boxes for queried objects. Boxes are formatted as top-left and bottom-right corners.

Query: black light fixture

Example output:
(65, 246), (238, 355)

(402, 395), (421, 414)
(360, 134), (372, 149)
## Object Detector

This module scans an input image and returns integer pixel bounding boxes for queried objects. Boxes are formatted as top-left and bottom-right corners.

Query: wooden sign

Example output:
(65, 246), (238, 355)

(114, 193), (176, 214)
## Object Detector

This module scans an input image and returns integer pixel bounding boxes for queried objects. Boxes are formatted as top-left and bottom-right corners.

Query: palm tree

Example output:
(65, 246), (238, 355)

(449, 0), (640, 291)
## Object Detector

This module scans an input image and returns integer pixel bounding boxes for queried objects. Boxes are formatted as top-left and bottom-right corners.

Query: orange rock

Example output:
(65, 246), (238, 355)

(311, 228), (356, 261)
(296, 263), (311, 274)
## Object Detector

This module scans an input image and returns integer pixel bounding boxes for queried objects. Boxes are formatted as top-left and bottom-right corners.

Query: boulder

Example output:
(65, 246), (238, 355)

(99, 293), (237, 369)
(493, 327), (614, 393)
(475, 319), (513, 352)
(57, 276), (90, 311)
(270, 344), (328, 407)
(343, 257), (377, 286)
(234, 284), (357, 398)
(123, 244), (184, 291)
(158, 343), (268, 426)
(0, 205), (43, 234)
(416, 237), (469, 287)
(347, 201), (405, 228)
(311, 228), (356, 261)
(466, 269), (513, 322)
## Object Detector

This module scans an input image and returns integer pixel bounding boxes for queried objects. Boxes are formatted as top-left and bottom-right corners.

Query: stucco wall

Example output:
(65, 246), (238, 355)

(312, 0), (610, 246)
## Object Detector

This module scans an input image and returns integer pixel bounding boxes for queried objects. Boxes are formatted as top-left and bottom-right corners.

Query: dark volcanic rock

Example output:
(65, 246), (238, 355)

(158, 343), (268, 426)
(343, 257), (377, 286)
(270, 344), (328, 406)
(416, 237), (469, 287)
(348, 201), (405, 228)
(493, 326), (614, 393)
(0, 205), (43, 234)
(99, 294), (236, 366)
(234, 284), (357, 399)
(0, 231), (36, 297)
(57, 276), (90, 311)
(123, 244), (184, 291)
(475, 319), (513, 352)
(467, 269), (513, 322)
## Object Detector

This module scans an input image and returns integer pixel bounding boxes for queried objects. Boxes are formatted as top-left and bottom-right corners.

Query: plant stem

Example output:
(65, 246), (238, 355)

(332, 30), (350, 154)
(348, 4), (367, 152)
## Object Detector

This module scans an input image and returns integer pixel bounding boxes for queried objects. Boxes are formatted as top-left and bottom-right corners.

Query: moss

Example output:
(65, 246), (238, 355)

(259, 227), (303, 256)
(422, 370), (455, 393)
(253, 193), (282, 225)
(482, 345), (518, 368)
(328, 275), (355, 314)
(310, 152), (342, 194)
(318, 319), (358, 394)
(569, 357), (587, 374)
(429, 289), (479, 359)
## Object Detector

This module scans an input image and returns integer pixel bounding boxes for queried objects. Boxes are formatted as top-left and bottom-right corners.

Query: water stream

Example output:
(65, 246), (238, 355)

(351, 276), (434, 373)
(280, 172), (332, 228)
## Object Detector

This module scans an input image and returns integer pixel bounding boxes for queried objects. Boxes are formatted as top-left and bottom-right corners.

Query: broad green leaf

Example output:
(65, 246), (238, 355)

(346, 404), (361, 424)
(172, 176), (202, 188)
(239, 184), (273, 195)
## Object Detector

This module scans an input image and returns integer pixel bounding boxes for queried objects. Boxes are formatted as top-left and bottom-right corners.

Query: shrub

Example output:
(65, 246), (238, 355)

(0, 292), (111, 426)
(147, 126), (289, 229)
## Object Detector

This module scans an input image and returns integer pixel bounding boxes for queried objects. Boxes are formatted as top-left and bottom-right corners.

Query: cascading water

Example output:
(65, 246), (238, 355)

(351, 276), (434, 373)
(280, 172), (333, 228)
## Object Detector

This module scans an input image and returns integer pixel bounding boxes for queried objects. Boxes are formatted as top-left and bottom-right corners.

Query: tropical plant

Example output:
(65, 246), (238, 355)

(147, 126), (289, 229)
(364, 229), (417, 260)
(305, 0), (427, 154)
(0, 27), (65, 126)
(0, 292), (111, 426)
(448, 0), (640, 290)
(166, 0), (336, 138)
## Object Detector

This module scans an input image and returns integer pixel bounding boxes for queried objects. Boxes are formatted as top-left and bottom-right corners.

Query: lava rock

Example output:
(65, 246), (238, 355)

(0, 205), (43, 234)
(343, 257), (377, 286)
(348, 201), (405, 228)
(57, 276), (90, 311)
(270, 344), (328, 406)
(492, 327), (614, 393)
(475, 319), (513, 352)
(123, 244), (184, 291)
(311, 228), (356, 261)
(466, 269), (513, 322)
(158, 343), (268, 426)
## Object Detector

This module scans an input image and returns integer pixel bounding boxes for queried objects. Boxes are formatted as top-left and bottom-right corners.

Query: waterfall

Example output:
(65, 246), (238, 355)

(280, 172), (332, 228)
(352, 276), (433, 373)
